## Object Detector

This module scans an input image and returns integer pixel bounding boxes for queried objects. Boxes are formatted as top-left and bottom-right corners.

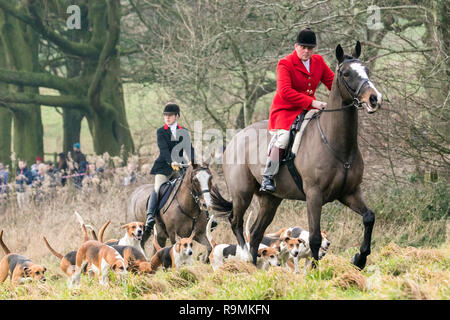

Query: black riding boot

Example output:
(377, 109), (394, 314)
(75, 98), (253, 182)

(259, 146), (284, 193)
(140, 189), (158, 248)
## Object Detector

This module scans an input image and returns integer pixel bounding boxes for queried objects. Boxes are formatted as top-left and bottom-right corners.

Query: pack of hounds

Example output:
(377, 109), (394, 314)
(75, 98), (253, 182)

(0, 211), (330, 287)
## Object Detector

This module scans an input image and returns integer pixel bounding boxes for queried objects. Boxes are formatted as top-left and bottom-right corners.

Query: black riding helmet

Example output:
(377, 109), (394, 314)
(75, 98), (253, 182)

(163, 102), (180, 116)
(296, 28), (316, 48)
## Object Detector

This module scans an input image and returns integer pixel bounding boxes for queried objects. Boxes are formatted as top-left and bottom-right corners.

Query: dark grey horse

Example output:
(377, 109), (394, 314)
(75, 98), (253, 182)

(211, 41), (382, 270)
(128, 163), (215, 259)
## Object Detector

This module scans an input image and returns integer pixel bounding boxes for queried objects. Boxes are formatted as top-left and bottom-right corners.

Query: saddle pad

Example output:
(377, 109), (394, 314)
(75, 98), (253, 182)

(290, 109), (320, 155)
(157, 178), (180, 211)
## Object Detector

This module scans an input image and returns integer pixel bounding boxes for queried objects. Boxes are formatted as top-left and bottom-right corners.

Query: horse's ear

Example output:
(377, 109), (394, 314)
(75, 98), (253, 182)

(202, 157), (211, 167)
(352, 40), (361, 59)
(336, 44), (344, 64)
(192, 162), (200, 169)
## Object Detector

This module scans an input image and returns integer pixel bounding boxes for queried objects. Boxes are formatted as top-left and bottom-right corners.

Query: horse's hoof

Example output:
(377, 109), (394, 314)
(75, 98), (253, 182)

(351, 253), (367, 270)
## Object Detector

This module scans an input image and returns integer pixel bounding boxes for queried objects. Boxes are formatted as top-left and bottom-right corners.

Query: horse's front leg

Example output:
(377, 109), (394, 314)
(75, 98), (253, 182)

(306, 189), (323, 269)
(339, 187), (375, 270)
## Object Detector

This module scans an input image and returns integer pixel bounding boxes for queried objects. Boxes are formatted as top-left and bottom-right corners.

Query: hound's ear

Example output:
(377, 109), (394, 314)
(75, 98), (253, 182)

(336, 44), (344, 64)
(322, 230), (327, 235)
(175, 234), (181, 243)
(352, 41), (361, 59)
(23, 267), (31, 275)
(282, 236), (291, 242)
(43, 267), (47, 273)
(120, 224), (129, 229)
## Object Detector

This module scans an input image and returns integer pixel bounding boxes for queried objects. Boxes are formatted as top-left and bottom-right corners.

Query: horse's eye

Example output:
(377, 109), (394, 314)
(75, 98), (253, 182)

(343, 71), (351, 77)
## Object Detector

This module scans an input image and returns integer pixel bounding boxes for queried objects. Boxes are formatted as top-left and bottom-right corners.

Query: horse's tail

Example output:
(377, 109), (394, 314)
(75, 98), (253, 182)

(0, 230), (11, 255)
(245, 210), (254, 243)
(210, 185), (233, 218)
(98, 221), (111, 243)
(42, 236), (63, 260)
(206, 215), (217, 248)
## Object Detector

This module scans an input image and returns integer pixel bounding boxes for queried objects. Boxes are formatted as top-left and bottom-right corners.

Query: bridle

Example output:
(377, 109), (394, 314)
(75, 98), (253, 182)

(170, 165), (211, 233)
(189, 166), (212, 207)
(336, 58), (370, 110)
(313, 58), (369, 114)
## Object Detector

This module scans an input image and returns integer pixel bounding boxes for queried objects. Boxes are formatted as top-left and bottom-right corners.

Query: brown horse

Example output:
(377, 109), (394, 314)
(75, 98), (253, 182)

(128, 163), (215, 259)
(210, 41), (382, 270)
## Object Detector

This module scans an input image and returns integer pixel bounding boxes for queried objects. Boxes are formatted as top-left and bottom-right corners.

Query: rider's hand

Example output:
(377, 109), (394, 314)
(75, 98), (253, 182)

(311, 100), (327, 110)
(171, 162), (180, 171)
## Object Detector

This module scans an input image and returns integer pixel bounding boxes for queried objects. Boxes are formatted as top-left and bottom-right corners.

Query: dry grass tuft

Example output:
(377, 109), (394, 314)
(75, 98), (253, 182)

(399, 278), (429, 300)
(217, 259), (257, 274)
(333, 270), (367, 291)
(379, 242), (403, 257)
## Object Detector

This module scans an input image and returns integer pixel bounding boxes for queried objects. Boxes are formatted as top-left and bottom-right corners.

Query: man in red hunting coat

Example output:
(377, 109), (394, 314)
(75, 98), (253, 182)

(260, 28), (335, 192)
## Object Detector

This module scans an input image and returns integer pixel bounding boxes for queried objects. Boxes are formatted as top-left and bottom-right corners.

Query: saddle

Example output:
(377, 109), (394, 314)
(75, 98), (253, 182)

(280, 109), (319, 195)
(157, 178), (181, 211)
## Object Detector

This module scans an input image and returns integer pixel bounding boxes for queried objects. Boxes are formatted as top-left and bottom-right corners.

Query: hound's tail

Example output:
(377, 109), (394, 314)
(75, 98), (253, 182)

(42, 236), (63, 260)
(210, 185), (233, 218)
(0, 230), (11, 255)
(245, 210), (254, 243)
(152, 225), (162, 251)
(205, 215), (217, 248)
(98, 221), (111, 243)
(74, 211), (96, 242)
(265, 228), (288, 239)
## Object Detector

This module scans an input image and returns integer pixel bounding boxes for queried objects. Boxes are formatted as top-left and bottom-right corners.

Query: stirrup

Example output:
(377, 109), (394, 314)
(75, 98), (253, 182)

(260, 175), (276, 192)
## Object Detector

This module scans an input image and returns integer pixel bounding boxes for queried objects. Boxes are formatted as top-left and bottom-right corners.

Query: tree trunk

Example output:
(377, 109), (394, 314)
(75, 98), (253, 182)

(0, 108), (11, 165)
(0, 6), (43, 164)
(0, 40), (11, 165)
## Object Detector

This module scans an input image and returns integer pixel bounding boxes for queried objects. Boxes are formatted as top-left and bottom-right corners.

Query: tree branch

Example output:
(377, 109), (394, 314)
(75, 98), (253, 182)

(0, 0), (99, 58)
(88, 0), (120, 114)
(0, 91), (89, 111)
(0, 68), (84, 93)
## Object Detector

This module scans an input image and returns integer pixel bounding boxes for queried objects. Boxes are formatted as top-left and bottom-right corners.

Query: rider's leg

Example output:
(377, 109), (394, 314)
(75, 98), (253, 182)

(141, 174), (168, 247)
(260, 130), (289, 192)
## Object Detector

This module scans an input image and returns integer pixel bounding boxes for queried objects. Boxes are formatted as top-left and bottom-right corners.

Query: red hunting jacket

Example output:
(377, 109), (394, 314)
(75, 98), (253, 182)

(268, 51), (335, 130)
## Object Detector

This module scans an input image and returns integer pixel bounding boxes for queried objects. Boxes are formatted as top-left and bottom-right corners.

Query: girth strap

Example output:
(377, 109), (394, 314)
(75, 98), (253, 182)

(284, 157), (305, 195)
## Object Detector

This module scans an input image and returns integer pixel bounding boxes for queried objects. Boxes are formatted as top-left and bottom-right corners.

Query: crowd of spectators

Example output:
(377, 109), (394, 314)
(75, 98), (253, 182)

(0, 143), (147, 208)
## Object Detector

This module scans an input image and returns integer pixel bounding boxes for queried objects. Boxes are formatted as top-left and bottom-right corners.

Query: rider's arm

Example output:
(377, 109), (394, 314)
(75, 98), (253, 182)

(157, 128), (173, 165)
(276, 59), (314, 110)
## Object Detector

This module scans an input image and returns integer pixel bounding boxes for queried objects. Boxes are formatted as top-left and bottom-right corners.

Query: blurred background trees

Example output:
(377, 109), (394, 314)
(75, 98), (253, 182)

(0, 0), (447, 184)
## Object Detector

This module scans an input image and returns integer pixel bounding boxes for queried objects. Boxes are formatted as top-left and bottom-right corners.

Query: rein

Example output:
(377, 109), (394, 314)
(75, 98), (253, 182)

(171, 166), (210, 233)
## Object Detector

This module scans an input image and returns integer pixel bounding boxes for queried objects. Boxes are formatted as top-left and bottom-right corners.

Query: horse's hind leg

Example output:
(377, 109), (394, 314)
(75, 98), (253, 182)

(339, 187), (375, 270)
(249, 193), (282, 265)
(229, 191), (254, 261)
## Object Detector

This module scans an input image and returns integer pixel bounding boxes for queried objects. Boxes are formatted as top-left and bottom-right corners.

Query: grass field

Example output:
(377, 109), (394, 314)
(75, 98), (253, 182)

(0, 242), (448, 300)
(0, 171), (447, 300)
(3, 82), (447, 300)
